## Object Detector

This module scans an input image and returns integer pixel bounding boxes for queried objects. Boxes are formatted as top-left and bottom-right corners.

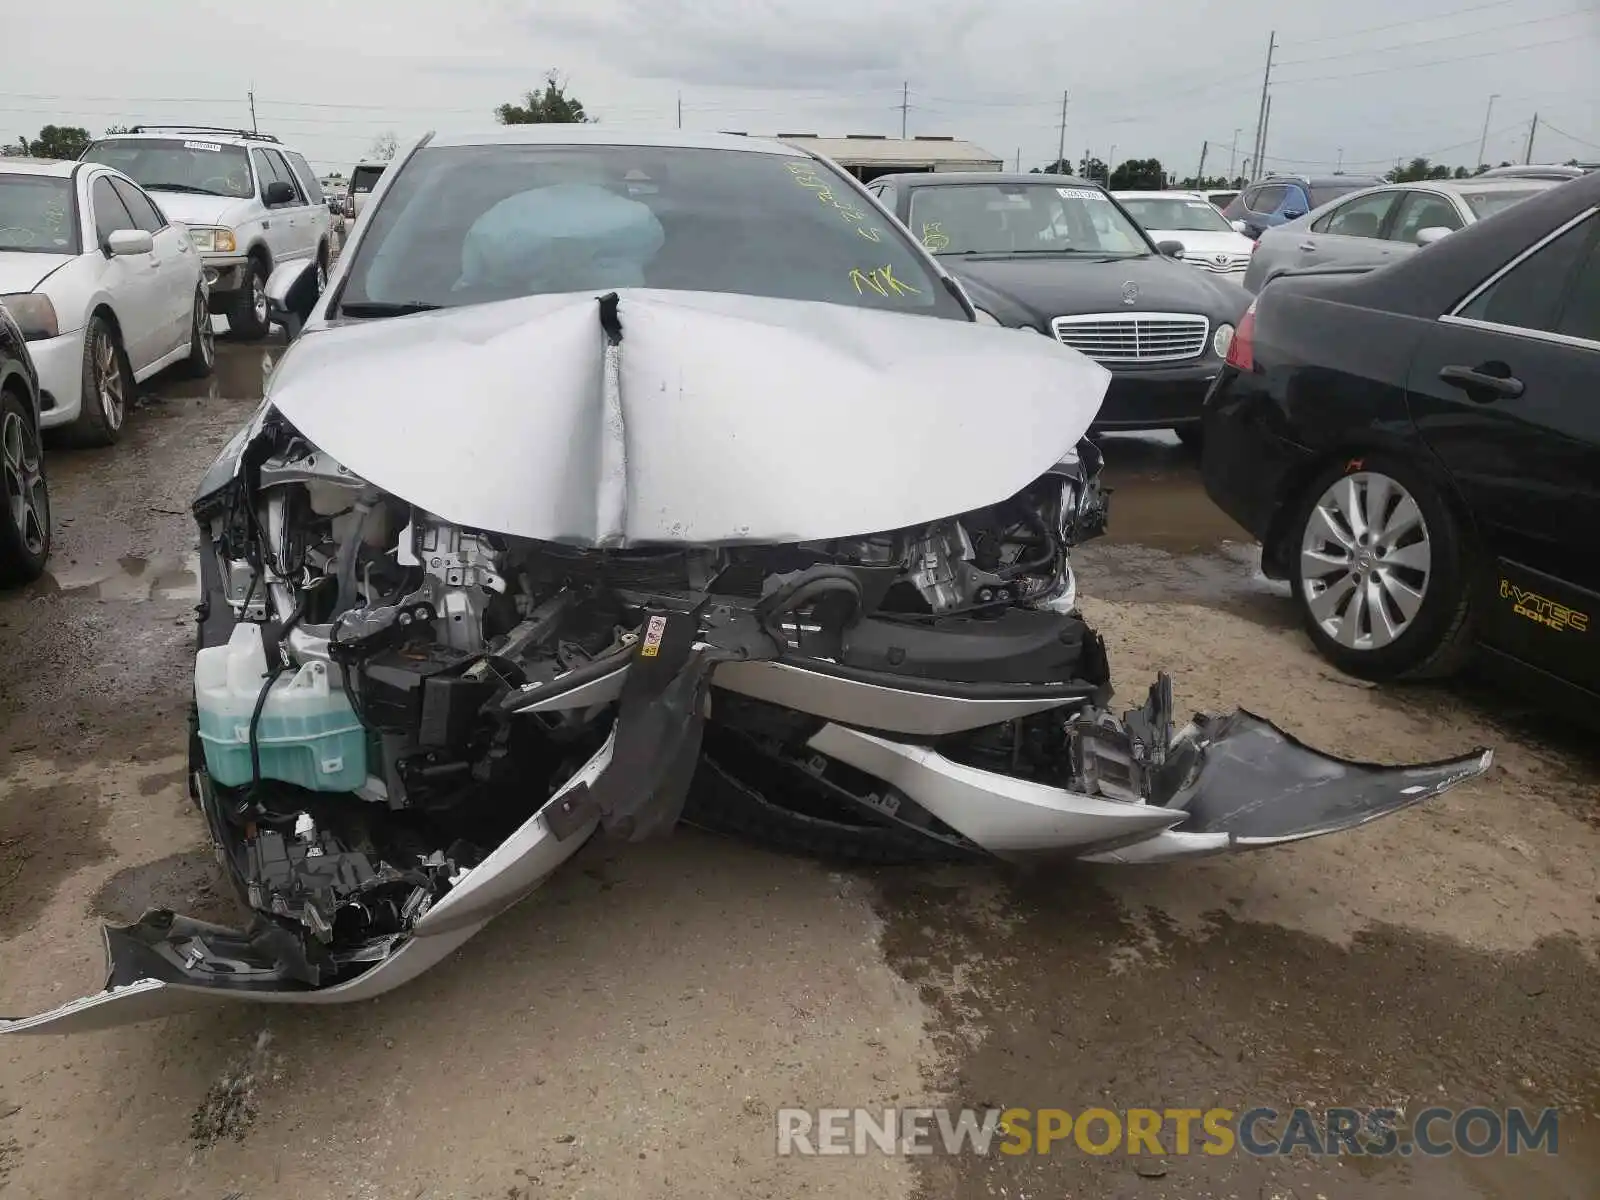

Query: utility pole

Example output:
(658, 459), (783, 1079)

(1014, 147), (1021, 171)
(1336, 147), (1343, 172)
(676, 92), (682, 129)
(1055, 90), (1069, 172)
(1249, 32), (1275, 180)
(248, 86), (258, 133)
(1524, 113), (1538, 164)
(1259, 92), (1273, 172)
(1476, 93), (1500, 168)
(1229, 128), (1240, 177)
(899, 82), (909, 139)
(1108, 143), (1117, 182)
(1195, 140), (1208, 188)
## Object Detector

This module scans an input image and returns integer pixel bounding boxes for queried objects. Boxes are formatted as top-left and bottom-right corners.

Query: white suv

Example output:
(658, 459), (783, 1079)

(79, 127), (331, 339)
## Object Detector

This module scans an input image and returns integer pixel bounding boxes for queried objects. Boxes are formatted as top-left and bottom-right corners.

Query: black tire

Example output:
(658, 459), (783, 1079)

(1175, 424), (1204, 452)
(71, 314), (130, 447)
(177, 286), (216, 379)
(1288, 451), (1475, 682)
(228, 255), (271, 340)
(683, 756), (967, 866)
(0, 388), (50, 585)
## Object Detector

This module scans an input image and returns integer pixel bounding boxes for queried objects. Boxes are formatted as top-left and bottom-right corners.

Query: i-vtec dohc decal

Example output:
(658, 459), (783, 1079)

(1499, 579), (1589, 633)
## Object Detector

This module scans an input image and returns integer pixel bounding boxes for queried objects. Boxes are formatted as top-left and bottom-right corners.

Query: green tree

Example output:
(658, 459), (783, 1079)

(368, 131), (398, 160)
(1109, 158), (1164, 189)
(1386, 156), (1452, 183)
(102, 124), (132, 136)
(25, 124), (91, 160)
(496, 72), (592, 124)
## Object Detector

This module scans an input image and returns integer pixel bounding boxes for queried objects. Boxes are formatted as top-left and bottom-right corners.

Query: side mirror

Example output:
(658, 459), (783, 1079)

(264, 180), (296, 206)
(264, 259), (322, 341)
(1415, 226), (1454, 246)
(105, 228), (153, 257)
(1282, 209), (1305, 221)
(1230, 219), (1250, 235)
(1156, 239), (1186, 258)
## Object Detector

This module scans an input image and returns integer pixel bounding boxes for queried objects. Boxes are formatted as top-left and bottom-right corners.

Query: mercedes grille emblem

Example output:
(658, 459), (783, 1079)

(1121, 281), (1139, 305)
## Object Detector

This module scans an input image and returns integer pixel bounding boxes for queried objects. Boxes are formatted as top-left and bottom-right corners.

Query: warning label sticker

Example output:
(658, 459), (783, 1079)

(639, 614), (668, 657)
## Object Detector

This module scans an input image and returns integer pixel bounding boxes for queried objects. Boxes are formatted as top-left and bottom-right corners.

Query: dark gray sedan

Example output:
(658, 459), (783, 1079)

(1242, 178), (1556, 293)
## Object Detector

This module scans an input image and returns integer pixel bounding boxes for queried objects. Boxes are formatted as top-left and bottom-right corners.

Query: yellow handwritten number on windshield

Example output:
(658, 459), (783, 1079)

(850, 265), (921, 298)
(921, 222), (950, 251)
(787, 161), (887, 242)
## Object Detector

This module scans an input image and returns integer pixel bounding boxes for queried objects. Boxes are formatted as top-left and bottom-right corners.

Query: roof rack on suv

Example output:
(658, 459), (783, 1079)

(127, 125), (280, 143)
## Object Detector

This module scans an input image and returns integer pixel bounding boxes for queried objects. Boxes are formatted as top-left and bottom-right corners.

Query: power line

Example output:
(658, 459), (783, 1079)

(1276, 32), (1582, 84)
(1275, 7), (1596, 67)
(1282, 0), (1519, 47)
(1538, 121), (1600, 151)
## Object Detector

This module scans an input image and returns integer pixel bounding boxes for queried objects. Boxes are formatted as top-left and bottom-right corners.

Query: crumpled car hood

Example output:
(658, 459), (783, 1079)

(264, 288), (1111, 546)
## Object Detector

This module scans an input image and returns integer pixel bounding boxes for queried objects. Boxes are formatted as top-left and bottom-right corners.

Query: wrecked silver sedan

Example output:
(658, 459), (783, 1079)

(3, 129), (1491, 1034)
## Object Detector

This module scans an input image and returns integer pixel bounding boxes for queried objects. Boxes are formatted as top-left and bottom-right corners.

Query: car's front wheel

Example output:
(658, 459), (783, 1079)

(0, 388), (50, 585)
(178, 286), (216, 379)
(228, 257), (271, 340)
(1289, 452), (1475, 681)
(72, 315), (130, 447)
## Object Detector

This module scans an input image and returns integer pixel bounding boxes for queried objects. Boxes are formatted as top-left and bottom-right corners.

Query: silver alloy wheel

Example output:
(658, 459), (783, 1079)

(1299, 471), (1432, 651)
(251, 269), (268, 326)
(94, 328), (125, 431)
(316, 259), (327, 291)
(196, 291), (215, 366)
(1, 408), (47, 559)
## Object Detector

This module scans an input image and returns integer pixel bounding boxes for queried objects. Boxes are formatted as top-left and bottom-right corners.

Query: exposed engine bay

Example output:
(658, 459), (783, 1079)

(179, 409), (1128, 989)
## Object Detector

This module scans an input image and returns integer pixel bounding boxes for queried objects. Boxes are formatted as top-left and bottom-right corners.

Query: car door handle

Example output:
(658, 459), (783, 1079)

(1438, 363), (1524, 400)
(1298, 241), (1316, 251)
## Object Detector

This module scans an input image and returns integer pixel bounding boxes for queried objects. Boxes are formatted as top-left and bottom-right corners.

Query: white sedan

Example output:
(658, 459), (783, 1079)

(1113, 190), (1258, 281)
(0, 157), (213, 446)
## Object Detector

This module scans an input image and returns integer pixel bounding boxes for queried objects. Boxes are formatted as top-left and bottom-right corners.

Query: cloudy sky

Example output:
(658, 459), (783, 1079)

(8, 0), (1598, 178)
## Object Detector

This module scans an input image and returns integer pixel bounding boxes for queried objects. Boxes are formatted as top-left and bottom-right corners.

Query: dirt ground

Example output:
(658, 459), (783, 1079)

(1, 345), (1597, 1199)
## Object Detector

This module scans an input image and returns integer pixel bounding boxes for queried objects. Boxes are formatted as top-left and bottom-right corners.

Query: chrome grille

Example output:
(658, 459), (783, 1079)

(1186, 256), (1248, 276)
(1050, 312), (1210, 363)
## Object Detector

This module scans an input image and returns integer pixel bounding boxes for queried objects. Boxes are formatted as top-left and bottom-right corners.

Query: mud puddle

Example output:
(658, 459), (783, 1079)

(91, 847), (238, 927)
(876, 867), (1600, 1200)
(41, 550), (199, 603)
(0, 768), (115, 937)
(158, 335), (272, 403)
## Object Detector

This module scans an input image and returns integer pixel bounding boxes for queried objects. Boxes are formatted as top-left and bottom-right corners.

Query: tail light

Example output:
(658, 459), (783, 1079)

(1225, 300), (1256, 371)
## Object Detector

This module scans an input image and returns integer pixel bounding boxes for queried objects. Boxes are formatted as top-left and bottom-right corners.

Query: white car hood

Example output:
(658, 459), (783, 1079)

(1154, 229), (1256, 259)
(144, 191), (251, 229)
(0, 252), (75, 294)
(266, 288), (1111, 547)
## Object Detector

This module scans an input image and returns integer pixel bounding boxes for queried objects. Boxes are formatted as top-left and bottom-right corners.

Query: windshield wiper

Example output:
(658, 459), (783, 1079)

(145, 183), (226, 196)
(338, 300), (444, 318)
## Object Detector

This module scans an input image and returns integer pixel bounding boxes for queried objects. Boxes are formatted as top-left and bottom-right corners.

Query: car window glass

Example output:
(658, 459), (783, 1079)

(1390, 192), (1462, 243)
(91, 175), (135, 245)
(285, 151), (325, 204)
(1281, 185), (1309, 214)
(1554, 227), (1600, 343)
(876, 182), (897, 211)
(263, 150), (304, 202)
(350, 165), (385, 194)
(108, 177), (166, 233)
(1249, 185), (1287, 213)
(340, 144), (966, 319)
(1322, 191), (1398, 239)
(1458, 214), (1596, 333)
(0, 174), (80, 253)
(82, 137), (254, 200)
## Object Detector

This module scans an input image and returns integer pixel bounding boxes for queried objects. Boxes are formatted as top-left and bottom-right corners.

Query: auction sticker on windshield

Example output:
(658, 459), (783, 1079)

(1056, 188), (1104, 200)
(184, 141), (223, 152)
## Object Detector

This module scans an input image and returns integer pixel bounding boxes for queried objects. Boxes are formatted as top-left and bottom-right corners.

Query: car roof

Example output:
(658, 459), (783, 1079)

(1259, 173), (1384, 186)
(1114, 190), (1203, 200)
(883, 171), (1099, 188)
(0, 157), (77, 177)
(423, 128), (804, 156)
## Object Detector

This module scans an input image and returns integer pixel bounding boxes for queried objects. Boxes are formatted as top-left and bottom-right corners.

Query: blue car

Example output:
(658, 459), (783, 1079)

(1222, 173), (1386, 239)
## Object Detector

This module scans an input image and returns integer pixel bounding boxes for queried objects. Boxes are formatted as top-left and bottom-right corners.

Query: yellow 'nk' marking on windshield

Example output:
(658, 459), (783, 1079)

(851, 265), (922, 298)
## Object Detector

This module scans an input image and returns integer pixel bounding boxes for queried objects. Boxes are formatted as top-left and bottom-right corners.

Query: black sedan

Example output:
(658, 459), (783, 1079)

(0, 301), (49, 585)
(1202, 169), (1600, 702)
(866, 172), (1251, 444)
